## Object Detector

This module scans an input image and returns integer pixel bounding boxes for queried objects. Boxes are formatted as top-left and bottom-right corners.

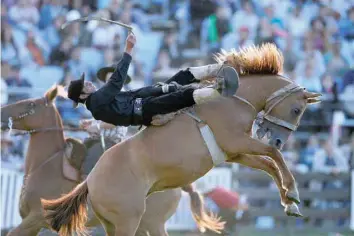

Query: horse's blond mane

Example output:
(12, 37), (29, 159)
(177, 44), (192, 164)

(215, 43), (284, 76)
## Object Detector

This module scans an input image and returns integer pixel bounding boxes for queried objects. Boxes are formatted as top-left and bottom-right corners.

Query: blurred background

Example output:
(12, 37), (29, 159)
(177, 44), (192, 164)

(1, 0), (354, 235)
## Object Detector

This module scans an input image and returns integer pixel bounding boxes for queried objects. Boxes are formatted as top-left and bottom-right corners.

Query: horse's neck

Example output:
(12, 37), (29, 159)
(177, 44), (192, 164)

(25, 113), (65, 174)
(236, 75), (291, 112)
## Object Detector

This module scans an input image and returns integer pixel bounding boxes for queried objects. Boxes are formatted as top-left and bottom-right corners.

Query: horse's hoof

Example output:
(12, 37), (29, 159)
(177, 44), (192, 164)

(285, 203), (303, 218)
(286, 189), (300, 204)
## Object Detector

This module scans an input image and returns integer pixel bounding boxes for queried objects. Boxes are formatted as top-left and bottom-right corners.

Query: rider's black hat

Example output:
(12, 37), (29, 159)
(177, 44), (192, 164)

(68, 73), (85, 107)
(96, 65), (132, 84)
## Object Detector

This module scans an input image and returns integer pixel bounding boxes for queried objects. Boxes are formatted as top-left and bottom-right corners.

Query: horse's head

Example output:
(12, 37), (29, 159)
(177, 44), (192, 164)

(256, 87), (321, 149)
(1, 85), (60, 132)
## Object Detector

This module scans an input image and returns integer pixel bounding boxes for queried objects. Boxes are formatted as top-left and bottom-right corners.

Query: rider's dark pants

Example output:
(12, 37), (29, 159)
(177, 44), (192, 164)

(132, 69), (196, 98)
(136, 70), (197, 126)
(141, 87), (195, 125)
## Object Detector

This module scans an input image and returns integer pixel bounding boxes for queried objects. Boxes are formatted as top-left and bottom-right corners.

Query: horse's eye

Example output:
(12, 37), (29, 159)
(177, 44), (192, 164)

(293, 108), (300, 115)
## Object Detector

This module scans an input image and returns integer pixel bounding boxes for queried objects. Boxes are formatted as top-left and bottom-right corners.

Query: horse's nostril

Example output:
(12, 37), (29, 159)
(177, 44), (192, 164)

(276, 138), (282, 146)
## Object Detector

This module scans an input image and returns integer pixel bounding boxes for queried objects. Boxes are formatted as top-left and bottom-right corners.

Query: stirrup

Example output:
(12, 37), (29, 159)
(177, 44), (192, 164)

(217, 66), (239, 97)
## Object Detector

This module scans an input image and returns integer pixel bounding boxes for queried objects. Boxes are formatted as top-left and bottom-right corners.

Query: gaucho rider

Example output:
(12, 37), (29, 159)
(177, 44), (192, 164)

(67, 33), (239, 127)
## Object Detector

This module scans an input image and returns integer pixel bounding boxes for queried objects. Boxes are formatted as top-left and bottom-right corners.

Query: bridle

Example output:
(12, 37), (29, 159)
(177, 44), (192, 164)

(236, 83), (304, 132)
(257, 83), (304, 131)
(4, 97), (83, 135)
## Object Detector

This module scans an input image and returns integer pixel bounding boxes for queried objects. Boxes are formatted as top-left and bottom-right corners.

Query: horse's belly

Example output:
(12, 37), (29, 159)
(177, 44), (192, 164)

(149, 153), (213, 194)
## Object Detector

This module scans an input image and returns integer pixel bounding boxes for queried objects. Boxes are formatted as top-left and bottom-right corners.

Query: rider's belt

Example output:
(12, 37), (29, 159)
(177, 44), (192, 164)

(132, 98), (143, 125)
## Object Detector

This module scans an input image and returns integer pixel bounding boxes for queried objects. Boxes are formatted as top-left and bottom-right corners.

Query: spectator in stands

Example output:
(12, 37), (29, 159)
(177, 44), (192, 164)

(341, 69), (354, 118)
(263, 3), (286, 36)
(255, 17), (276, 45)
(42, 15), (65, 50)
(339, 6), (354, 41)
(153, 49), (178, 80)
(321, 73), (336, 95)
(231, 1), (259, 40)
(1, 131), (23, 171)
(4, 65), (31, 88)
(161, 32), (180, 65)
(25, 30), (47, 66)
(341, 69), (354, 92)
(306, 17), (330, 53)
(8, 0), (40, 28)
(107, 0), (123, 21)
(1, 132), (14, 163)
(1, 77), (9, 105)
(67, 46), (91, 81)
(282, 135), (300, 171)
(90, 9), (124, 49)
(206, 6), (231, 51)
(341, 133), (354, 170)
(189, 0), (216, 37)
(282, 36), (298, 72)
(1, 22), (20, 66)
(313, 139), (349, 175)
(296, 38), (326, 78)
(49, 37), (73, 66)
(4, 65), (32, 102)
(295, 59), (322, 93)
(324, 40), (349, 75)
(221, 26), (254, 51)
(318, 5), (339, 35)
(299, 134), (321, 171)
(38, 0), (68, 29)
(287, 5), (309, 40)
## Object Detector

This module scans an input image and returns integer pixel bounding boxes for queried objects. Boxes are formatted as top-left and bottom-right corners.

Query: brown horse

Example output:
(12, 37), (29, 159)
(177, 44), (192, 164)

(0, 87), (224, 235)
(41, 44), (321, 236)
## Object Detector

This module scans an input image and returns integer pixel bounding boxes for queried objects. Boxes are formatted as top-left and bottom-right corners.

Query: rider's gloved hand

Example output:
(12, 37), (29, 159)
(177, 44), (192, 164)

(79, 119), (100, 134)
(124, 32), (136, 55)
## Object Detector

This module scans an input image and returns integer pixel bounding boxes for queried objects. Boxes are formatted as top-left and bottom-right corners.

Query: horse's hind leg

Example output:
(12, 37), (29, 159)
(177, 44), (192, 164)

(7, 213), (43, 236)
(91, 196), (146, 236)
(136, 225), (168, 236)
(146, 225), (168, 236)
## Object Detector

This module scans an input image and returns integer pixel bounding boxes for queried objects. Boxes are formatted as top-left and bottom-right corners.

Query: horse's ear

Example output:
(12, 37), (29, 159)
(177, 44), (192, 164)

(45, 85), (58, 102)
(303, 91), (322, 99)
(307, 98), (321, 104)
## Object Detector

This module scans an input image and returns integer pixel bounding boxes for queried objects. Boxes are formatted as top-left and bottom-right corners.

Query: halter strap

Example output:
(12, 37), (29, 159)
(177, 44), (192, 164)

(259, 84), (303, 131)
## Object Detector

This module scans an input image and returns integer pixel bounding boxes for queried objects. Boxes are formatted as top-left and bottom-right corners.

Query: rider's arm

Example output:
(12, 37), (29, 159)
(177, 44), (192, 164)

(80, 119), (117, 134)
(106, 32), (135, 91)
(87, 33), (135, 107)
(100, 121), (116, 130)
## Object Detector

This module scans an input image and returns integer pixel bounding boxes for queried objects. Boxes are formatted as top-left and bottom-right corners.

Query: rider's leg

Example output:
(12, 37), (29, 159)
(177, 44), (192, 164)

(164, 63), (230, 85)
(164, 70), (198, 85)
(141, 86), (220, 126)
(188, 63), (225, 81)
(133, 85), (179, 98)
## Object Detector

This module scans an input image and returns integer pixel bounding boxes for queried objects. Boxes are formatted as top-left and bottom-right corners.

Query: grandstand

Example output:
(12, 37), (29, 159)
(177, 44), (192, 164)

(1, 0), (354, 235)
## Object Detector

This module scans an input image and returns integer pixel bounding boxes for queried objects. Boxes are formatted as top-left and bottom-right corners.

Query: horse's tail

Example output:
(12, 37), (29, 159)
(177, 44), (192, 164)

(182, 184), (225, 234)
(41, 181), (89, 236)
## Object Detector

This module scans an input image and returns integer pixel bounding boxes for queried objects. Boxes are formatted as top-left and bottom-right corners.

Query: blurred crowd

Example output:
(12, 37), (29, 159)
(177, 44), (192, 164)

(1, 0), (354, 188)
(1, 0), (354, 231)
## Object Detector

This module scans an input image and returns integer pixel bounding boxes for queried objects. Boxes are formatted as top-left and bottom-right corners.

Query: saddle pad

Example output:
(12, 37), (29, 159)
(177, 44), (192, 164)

(199, 124), (227, 166)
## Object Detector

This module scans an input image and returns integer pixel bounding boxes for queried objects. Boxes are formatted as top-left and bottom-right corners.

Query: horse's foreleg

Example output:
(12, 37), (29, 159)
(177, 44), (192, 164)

(235, 154), (302, 217)
(235, 154), (288, 205)
(233, 136), (300, 204)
